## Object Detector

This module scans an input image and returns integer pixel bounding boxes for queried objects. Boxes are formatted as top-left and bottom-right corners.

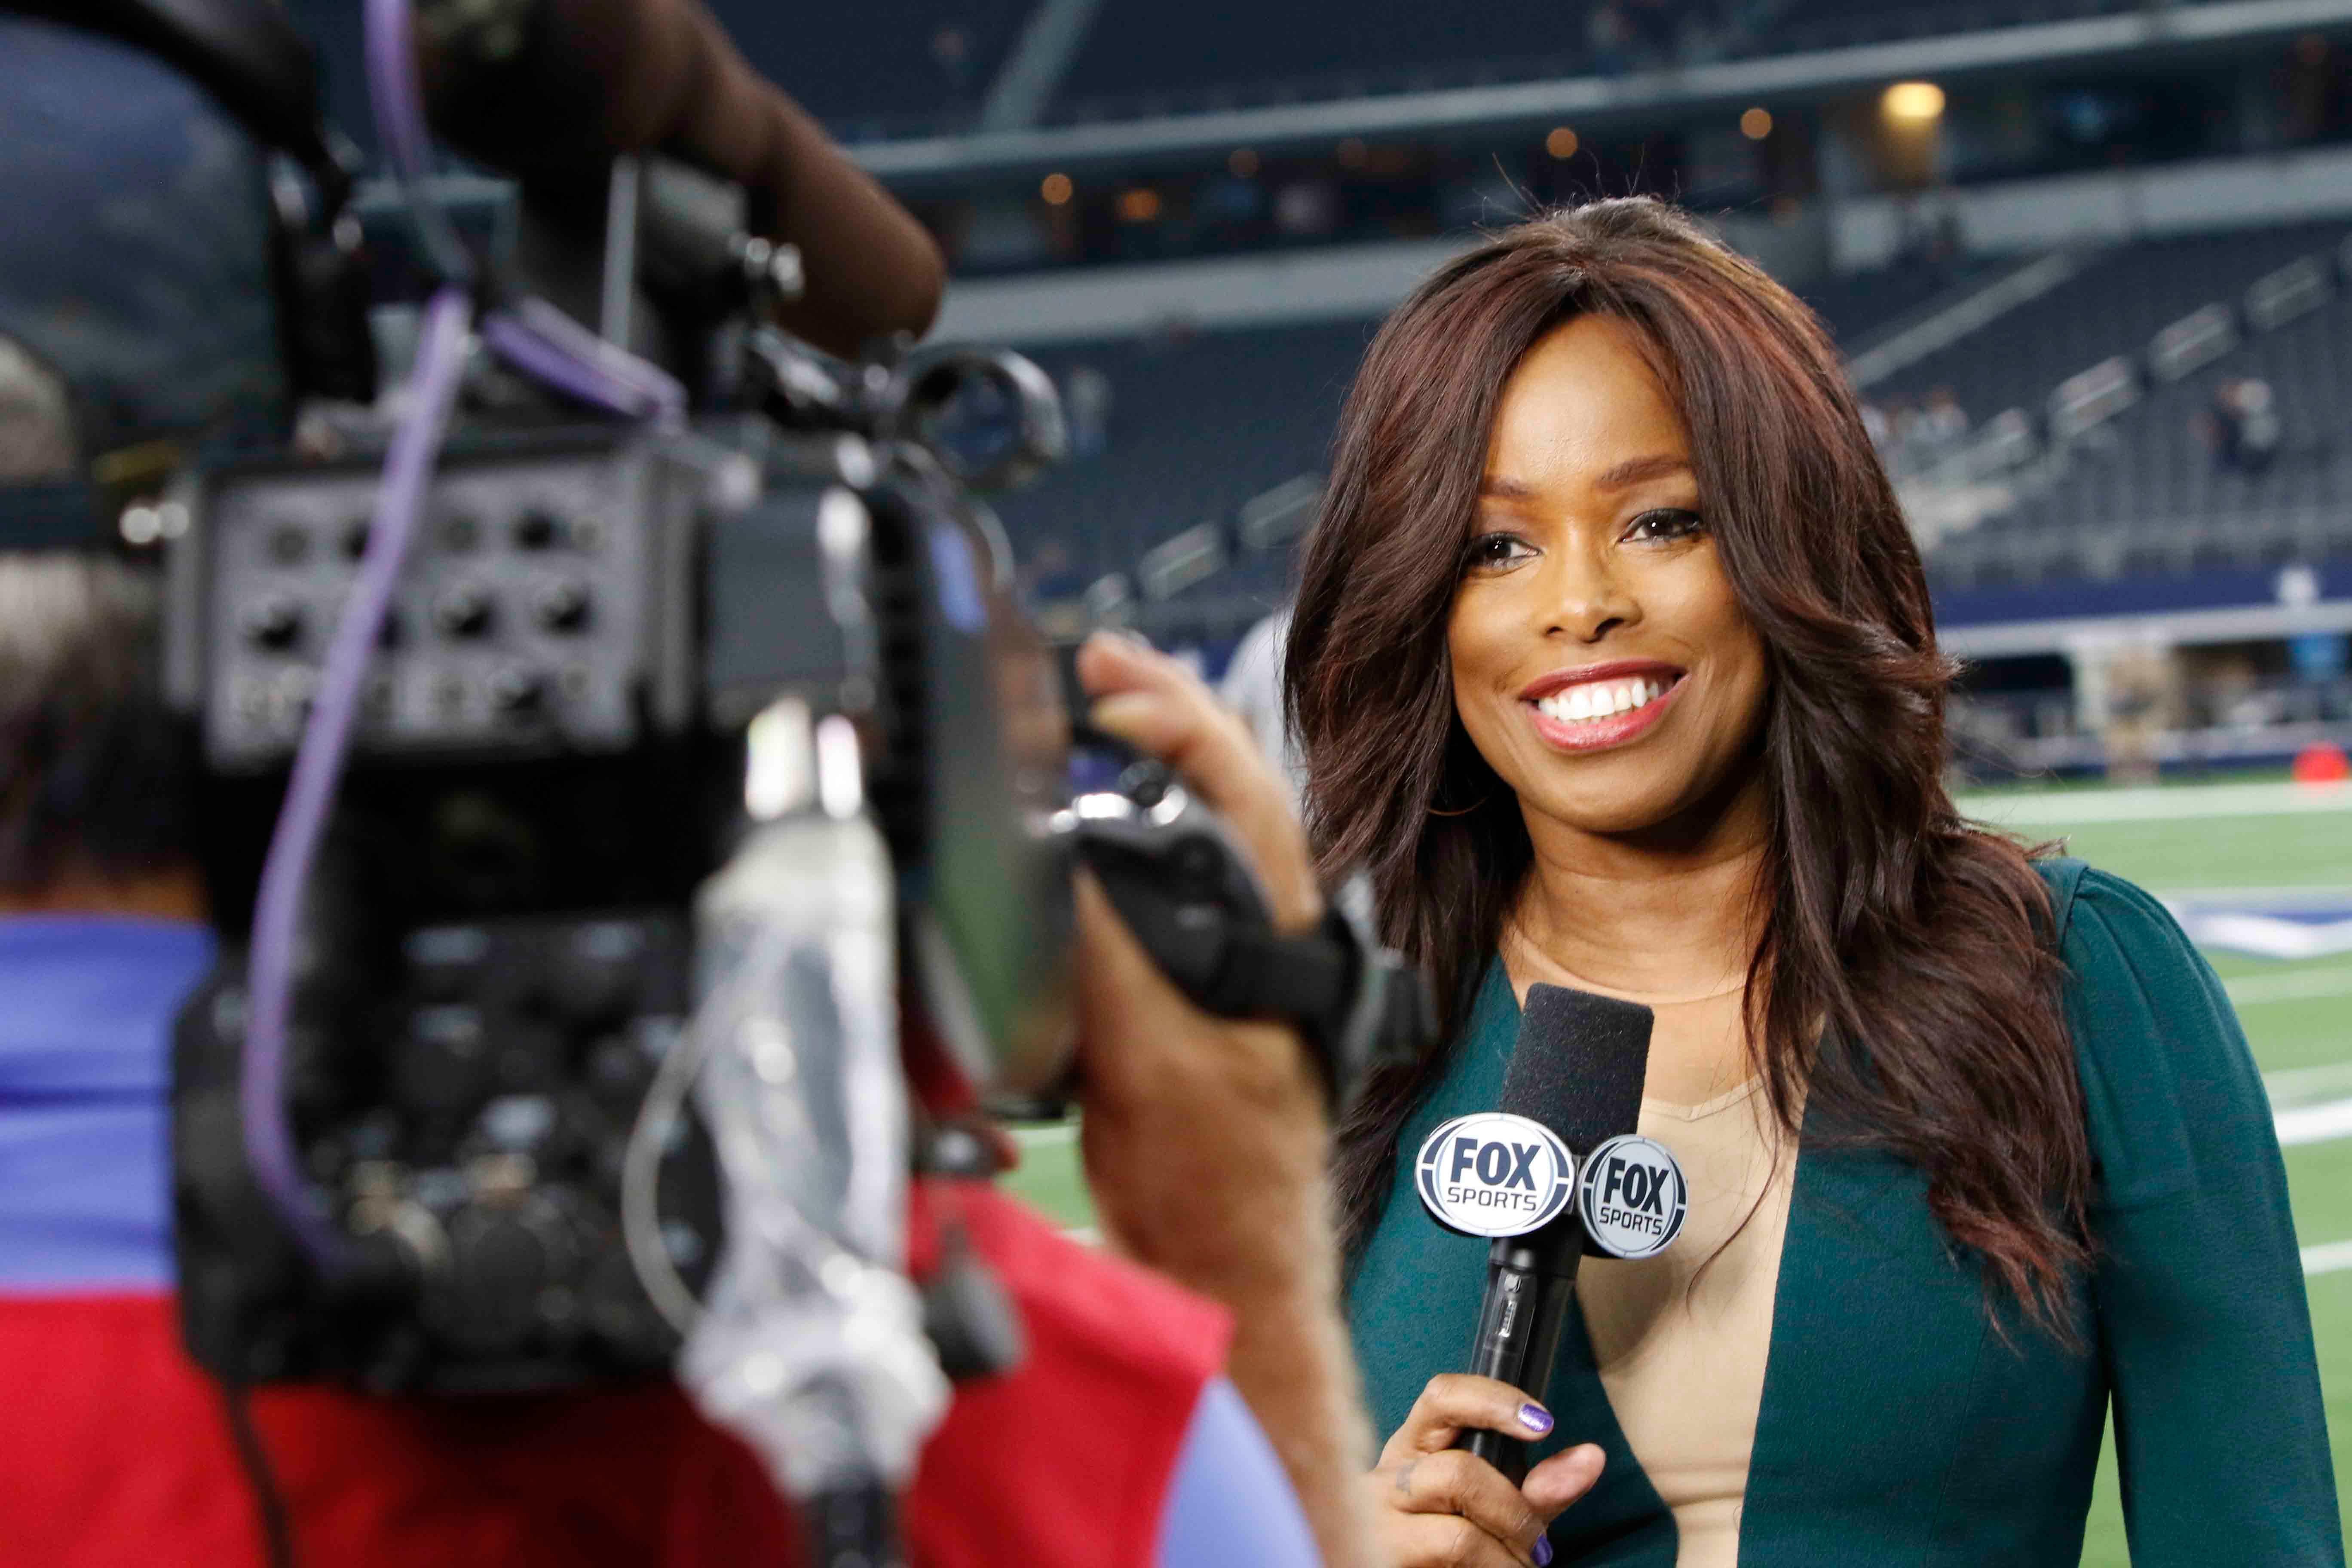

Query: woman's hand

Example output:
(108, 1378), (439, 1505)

(1367, 1376), (1606, 1568)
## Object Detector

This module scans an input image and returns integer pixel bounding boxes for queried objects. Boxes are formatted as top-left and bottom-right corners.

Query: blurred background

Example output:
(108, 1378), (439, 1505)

(300, 1), (2352, 1558)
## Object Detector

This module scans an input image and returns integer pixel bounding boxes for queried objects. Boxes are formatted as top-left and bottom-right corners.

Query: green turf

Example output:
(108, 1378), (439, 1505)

(1001, 1121), (1091, 1231)
(2028, 815), (2352, 893)
(1002, 778), (2352, 1562)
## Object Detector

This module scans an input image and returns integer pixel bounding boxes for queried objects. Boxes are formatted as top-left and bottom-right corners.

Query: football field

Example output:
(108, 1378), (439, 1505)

(1003, 775), (2352, 1562)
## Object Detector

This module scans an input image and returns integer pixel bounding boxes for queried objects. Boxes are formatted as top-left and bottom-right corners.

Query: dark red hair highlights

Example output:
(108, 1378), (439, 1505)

(1286, 199), (2087, 1333)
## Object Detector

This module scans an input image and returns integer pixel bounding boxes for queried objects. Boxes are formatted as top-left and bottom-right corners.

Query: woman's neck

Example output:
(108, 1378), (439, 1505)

(1510, 773), (1769, 1005)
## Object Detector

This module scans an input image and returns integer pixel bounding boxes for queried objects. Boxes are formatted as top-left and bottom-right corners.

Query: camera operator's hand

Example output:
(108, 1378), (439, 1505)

(1071, 630), (1376, 1568)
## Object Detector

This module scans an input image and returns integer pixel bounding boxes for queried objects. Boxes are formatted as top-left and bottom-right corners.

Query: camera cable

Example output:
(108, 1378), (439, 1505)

(621, 1007), (718, 1336)
(242, 0), (696, 1271)
(236, 281), (471, 1271)
(217, 1379), (299, 1568)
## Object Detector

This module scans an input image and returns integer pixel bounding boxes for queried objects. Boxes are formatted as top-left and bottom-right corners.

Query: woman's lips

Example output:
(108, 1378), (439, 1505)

(1522, 671), (1686, 753)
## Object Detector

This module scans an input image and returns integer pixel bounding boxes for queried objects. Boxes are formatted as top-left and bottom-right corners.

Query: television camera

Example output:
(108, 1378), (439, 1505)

(0, 0), (1435, 1556)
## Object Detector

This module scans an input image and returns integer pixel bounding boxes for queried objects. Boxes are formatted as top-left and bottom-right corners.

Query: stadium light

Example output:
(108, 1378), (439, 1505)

(1040, 172), (1073, 205)
(1740, 107), (1772, 140)
(1883, 80), (1945, 123)
(1545, 126), (1579, 159)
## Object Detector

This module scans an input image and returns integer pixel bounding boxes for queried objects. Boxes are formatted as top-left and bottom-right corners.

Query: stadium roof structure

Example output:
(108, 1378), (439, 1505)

(858, 0), (2352, 186)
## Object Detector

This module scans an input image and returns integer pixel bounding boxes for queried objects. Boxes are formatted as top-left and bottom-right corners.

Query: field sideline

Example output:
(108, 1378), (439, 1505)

(1001, 775), (2352, 1563)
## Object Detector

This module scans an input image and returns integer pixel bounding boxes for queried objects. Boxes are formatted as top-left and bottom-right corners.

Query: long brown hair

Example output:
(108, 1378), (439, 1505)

(1286, 199), (2088, 1332)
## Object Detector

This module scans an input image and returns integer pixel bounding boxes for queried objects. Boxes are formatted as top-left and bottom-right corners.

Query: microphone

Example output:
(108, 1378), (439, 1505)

(1414, 983), (1683, 1485)
(415, 0), (946, 358)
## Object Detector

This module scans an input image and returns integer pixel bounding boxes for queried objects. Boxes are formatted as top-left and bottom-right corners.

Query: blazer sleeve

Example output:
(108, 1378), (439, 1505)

(2058, 865), (2344, 1566)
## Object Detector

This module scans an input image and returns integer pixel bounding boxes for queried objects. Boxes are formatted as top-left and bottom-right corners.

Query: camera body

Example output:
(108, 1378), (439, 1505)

(165, 410), (1074, 1390)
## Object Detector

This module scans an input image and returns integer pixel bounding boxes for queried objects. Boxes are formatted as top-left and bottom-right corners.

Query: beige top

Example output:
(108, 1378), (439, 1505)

(1575, 1068), (1797, 1568)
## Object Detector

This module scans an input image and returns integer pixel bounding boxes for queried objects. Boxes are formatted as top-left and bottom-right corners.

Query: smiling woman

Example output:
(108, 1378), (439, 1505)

(1286, 199), (2341, 1568)
(1449, 317), (1767, 840)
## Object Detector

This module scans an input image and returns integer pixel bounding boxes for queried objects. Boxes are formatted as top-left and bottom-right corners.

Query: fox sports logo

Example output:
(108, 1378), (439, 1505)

(1415, 1112), (1577, 1238)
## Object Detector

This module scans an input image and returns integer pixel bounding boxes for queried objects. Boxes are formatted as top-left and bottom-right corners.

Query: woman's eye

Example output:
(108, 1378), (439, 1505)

(1624, 508), (1704, 543)
(1464, 532), (1534, 572)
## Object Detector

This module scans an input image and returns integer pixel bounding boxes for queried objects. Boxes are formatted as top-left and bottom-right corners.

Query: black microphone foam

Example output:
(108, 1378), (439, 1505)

(1499, 984), (1655, 1157)
(1449, 984), (1659, 1485)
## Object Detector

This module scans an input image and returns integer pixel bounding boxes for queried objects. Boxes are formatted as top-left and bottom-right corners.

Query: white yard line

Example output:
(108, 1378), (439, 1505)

(1959, 780), (2352, 826)
(2276, 1096), (2352, 1147)
(2302, 1239), (2352, 1277)
(2266, 1059), (2352, 1110)
(1010, 1121), (1078, 1148)
(2275, 1090), (2352, 1274)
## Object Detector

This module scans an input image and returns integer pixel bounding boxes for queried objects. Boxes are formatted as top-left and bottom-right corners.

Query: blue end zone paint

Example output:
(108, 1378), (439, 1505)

(2169, 891), (2352, 960)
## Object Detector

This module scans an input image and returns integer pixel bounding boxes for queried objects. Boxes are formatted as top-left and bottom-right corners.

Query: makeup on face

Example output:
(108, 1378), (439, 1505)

(1445, 314), (1770, 840)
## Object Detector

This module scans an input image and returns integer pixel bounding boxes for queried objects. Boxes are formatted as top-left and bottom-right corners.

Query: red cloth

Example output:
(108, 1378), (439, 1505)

(0, 1184), (1229, 1568)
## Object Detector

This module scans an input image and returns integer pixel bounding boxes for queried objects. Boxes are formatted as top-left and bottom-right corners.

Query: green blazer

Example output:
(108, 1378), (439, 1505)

(1346, 861), (2343, 1565)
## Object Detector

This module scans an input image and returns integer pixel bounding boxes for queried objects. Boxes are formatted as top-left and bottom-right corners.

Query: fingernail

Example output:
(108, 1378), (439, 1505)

(1089, 692), (1163, 732)
(1533, 1535), (1553, 1567)
(1518, 1402), (1553, 1436)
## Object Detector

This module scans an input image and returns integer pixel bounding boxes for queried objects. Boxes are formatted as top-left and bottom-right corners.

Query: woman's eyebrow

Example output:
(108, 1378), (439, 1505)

(1477, 475), (1538, 500)
(1592, 454), (1692, 491)
(1478, 456), (1692, 500)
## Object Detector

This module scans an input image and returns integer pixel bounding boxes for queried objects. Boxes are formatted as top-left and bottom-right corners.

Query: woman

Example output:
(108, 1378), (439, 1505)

(1286, 199), (2340, 1568)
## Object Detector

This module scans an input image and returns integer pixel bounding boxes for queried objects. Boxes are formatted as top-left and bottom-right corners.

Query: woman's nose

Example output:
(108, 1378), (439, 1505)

(1540, 544), (1639, 643)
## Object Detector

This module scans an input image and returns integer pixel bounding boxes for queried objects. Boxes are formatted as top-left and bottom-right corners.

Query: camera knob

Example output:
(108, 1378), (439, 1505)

(242, 596), (304, 651)
(512, 509), (563, 551)
(434, 582), (495, 639)
(488, 665), (546, 717)
(532, 578), (592, 634)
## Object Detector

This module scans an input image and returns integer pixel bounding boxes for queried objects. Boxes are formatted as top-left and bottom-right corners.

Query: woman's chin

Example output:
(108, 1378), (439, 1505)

(1517, 778), (1694, 840)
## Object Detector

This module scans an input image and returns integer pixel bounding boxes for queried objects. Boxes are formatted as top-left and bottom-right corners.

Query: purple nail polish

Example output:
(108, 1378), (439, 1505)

(1518, 1402), (1553, 1436)
(1533, 1533), (1554, 1567)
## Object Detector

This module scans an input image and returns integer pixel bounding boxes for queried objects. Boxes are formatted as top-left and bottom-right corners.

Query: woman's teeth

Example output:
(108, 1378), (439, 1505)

(1534, 675), (1672, 726)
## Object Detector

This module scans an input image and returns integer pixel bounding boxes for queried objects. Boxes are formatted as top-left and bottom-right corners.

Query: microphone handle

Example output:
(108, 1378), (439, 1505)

(1455, 1231), (1581, 1486)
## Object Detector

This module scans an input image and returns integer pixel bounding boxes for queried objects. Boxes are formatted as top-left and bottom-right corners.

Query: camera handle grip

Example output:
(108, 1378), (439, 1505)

(1070, 803), (1435, 1114)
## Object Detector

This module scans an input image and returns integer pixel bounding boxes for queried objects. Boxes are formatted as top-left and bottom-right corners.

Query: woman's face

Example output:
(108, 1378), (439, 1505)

(1446, 314), (1770, 842)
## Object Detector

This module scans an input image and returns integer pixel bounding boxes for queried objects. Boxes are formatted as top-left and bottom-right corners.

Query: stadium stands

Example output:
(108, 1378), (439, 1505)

(988, 251), (2019, 637)
(993, 318), (1376, 635)
(1907, 223), (2352, 588)
(1873, 222), (2348, 432)
(707, 0), (1037, 137)
(1053, 0), (1605, 124)
(1048, 0), (2219, 128)
(1764, 0), (2147, 57)
(1799, 256), (1997, 350)
(288, 0), (1037, 152)
(982, 211), (2352, 683)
